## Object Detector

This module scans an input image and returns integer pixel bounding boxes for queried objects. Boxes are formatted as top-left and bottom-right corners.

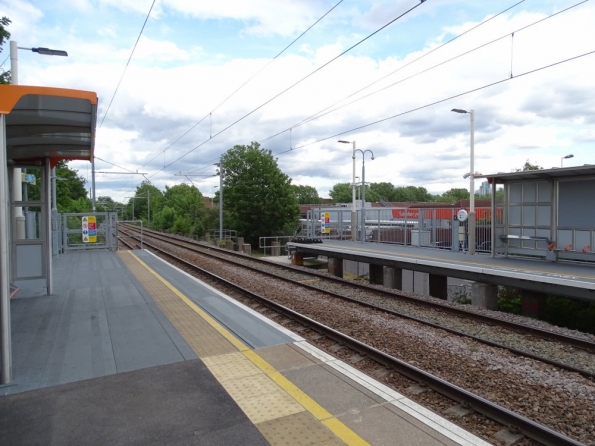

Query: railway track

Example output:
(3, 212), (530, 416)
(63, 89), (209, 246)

(118, 226), (595, 445)
(119, 225), (595, 379)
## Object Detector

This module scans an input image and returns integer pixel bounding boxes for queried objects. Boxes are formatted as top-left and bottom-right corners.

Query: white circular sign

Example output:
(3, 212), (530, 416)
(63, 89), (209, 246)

(457, 209), (468, 222)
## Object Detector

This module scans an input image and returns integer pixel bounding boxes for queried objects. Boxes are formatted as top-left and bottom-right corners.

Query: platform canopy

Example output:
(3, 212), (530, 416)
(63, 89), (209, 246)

(0, 85), (98, 167)
(477, 164), (595, 184)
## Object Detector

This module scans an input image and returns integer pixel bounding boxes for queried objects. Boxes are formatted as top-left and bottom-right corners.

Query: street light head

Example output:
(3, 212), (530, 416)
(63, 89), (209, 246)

(371, 156), (375, 160)
(32, 47), (68, 57)
(563, 154), (574, 159)
(338, 140), (351, 144)
(451, 108), (468, 114)
(463, 172), (471, 179)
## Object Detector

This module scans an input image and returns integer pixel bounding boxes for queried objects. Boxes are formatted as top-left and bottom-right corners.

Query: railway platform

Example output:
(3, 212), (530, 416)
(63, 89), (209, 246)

(1, 249), (490, 445)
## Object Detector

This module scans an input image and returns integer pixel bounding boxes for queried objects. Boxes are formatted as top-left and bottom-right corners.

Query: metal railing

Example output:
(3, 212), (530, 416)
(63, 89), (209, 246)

(259, 236), (294, 256)
(305, 206), (500, 253)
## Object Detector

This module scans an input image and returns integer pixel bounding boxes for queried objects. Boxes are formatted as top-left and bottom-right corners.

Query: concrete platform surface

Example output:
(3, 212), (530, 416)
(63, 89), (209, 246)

(0, 359), (267, 446)
(2, 249), (493, 445)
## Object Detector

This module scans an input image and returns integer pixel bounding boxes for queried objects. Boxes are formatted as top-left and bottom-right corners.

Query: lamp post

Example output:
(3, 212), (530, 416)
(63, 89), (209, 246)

(354, 176), (360, 201)
(353, 149), (375, 244)
(561, 154), (574, 167)
(10, 41), (68, 236)
(338, 140), (357, 241)
(451, 108), (476, 255)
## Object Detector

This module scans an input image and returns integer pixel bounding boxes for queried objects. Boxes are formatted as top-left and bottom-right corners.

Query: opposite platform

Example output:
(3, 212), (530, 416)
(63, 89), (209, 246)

(1, 249), (490, 445)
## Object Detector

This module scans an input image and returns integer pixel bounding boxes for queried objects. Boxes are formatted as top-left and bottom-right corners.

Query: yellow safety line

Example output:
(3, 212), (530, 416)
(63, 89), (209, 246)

(126, 251), (369, 446)
(127, 251), (248, 352)
(321, 243), (595, 280)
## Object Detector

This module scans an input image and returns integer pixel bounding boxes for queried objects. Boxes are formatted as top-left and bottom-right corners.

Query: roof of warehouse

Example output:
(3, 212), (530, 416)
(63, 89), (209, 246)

(0, 85), (98, 166)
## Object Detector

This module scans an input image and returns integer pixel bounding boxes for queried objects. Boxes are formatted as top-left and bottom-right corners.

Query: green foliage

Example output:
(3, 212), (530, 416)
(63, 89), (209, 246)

(545, 296), (595, 335)
(55, 161), (89, 212)
(220, 142), (299, 244)
(394, 185), (433, 202)
(516, 160), (543, 172)
(150, 183), (204, 234)
(436, 188), (470, 203)
(369, 182), (395, 201)
(126, 181), (163, 224)
(329, 182), (352, 203)
(292, 184), (321, 204)
(0, 16), (11, 84)
(497, 287), (594, 334)
(330, 182), (434, 204)
(497, 287), (523, 314)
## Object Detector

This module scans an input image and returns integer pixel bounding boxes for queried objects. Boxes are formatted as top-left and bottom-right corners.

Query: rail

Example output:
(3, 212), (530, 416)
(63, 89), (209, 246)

(119, 231), (585, 446)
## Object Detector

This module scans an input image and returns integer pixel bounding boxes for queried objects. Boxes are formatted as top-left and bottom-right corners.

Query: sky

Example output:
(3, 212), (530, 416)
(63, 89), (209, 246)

(1, 0), (594, 202)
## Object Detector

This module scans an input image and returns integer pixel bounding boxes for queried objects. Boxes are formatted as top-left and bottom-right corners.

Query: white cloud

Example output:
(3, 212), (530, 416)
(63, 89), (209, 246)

(2, 0), (594, 200)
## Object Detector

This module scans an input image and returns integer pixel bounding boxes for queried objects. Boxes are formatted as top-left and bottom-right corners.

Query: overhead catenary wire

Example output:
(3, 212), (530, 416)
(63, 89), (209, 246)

(272, 49), (595, 157)
(98, 0), (156, 129)
(259, 0), (587, 144)
(139, 0), (345, 170)
(262, 0), (528, 141)
(166, 0), (428, 176)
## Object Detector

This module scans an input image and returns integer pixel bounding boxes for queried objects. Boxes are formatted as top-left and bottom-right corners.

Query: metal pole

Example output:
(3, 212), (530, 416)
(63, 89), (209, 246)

(91, 155), (96, 211)
(351, 141), (356, 241)
(10, 41), (25, 241)
(361, 158), (366, 244)
(46, 160), (53, 294)
(219, 159), (223, 241)
(147, 189), (150, 227)
(10, 41), (18, 83)
(1, 113), (12, 384)
(469, 110), (476, 255)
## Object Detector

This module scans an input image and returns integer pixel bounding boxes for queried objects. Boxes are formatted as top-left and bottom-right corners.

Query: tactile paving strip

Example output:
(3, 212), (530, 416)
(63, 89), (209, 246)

(257, 412), (346, 446)
(118, 251), (238, 357)
(121, 251), (368, 445)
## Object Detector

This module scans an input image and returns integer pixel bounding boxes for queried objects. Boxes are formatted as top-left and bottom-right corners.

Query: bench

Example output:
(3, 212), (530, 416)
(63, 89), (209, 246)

(499, 235), (593, 261)
(499, 235), (556, 260)
(499, 235), (552, 244)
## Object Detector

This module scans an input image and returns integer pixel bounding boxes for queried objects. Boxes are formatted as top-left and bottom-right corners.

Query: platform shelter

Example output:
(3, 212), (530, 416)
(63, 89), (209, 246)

(1, 85), (98, 384)
(480, 165), (595, 262)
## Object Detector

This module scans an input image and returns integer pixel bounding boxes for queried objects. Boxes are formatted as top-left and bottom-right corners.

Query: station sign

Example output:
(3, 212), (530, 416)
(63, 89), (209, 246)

(82, 216), (97, 243)
(321, 212), (330, 234)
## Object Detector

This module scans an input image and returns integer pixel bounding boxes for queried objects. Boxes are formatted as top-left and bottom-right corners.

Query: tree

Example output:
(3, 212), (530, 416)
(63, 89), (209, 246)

(55, 160), (89, 212)
(1, 17), (11, 84)
(292, 185), (321, 204)
(516, 160), (543, 172)
(153, 183), (204, 234)
(391, 185), (433, 202)
(437, 188), (470, 203)
(220, 142), (299, 244)
(329, 182), (352, 203)
(127, 181), (163, 224)
(369, 182), (395, 202)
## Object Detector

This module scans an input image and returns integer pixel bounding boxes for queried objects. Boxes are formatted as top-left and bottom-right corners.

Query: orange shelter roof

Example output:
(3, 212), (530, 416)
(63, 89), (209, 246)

(0, 85), (98, 167)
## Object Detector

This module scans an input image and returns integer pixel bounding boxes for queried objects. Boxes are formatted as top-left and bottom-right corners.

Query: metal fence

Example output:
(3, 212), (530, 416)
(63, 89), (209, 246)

(305, 206), (502, 253)
(259, 236), (294, 256)
(61, 212), (118, 251)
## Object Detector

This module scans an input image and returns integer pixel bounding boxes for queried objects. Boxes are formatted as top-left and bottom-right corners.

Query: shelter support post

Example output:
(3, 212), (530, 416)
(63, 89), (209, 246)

(0, 113), (12, 384)
(46, 159), (53, 295)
